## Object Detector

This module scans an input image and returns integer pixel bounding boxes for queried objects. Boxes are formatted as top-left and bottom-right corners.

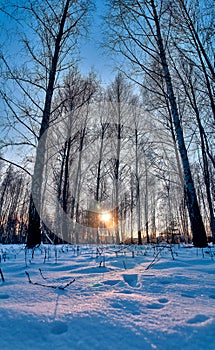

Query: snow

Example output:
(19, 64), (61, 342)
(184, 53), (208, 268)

(0, 244), (215, 350)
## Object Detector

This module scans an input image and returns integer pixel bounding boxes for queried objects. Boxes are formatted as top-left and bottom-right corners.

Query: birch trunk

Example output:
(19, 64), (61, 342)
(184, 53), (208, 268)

(114, 117), (121, 245)
(135, 128), (142, 244)
(27, 0), (72, 248)
(70, 127), (86, 241)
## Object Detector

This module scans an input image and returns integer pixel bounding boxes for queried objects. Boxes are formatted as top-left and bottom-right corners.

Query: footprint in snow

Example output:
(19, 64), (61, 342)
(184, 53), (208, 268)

(0, 294), (10, 299)
(158, 298), (169, 304)
(145, 298), (169, 309)
(209, 295), (215, 300)
(50, 321), (68, 335)
(122, 274), (138, 287)
(187, 315), (209, 325)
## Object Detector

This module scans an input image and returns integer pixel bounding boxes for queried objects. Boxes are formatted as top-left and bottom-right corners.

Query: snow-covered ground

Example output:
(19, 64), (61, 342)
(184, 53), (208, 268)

(0, 243), (215, 350)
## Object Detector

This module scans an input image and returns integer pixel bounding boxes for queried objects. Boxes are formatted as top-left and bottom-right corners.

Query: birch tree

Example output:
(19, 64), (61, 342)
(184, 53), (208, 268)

(0, 0), (93, 247)
(107, 74), (133, 244)
(105, 0), (208, 247)
(39, 69), (98, 243)
(171, 59), (215, 238)
(0, 165), (30, 243)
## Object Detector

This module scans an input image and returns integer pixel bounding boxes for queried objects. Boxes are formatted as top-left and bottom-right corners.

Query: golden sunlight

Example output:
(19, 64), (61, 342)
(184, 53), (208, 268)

(100, 212), (111, 223)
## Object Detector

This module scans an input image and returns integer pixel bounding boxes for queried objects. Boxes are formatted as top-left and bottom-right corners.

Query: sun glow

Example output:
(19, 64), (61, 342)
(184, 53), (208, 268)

(100, 212), (111, 223)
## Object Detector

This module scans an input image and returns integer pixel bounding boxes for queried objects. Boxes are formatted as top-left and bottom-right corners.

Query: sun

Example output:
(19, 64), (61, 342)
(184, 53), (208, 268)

(100, 212), (111, 223)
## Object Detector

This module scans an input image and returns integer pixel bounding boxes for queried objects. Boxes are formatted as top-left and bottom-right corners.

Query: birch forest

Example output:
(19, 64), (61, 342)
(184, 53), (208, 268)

(0, 0), (214, 247)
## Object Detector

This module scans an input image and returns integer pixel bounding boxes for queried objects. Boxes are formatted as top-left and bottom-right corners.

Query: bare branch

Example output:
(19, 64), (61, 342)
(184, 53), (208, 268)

(0, 156), (32, 176)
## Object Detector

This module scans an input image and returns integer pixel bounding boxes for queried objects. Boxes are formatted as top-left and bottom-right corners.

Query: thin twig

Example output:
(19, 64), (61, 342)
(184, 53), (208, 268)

(25, 271), (75, 290)
(168, 246), (175, 260)
(39, 268), (47, 280)
(145, 247), (164, 270)
(122, 260), (127, 270)
(0, 268), (5, 282)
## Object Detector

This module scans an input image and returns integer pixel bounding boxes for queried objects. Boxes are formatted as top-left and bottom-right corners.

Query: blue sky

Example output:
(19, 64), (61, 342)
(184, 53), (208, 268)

(79, 0), (115, 83)
(0, 0), (115, 83)
(0, 0), (116, 162)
